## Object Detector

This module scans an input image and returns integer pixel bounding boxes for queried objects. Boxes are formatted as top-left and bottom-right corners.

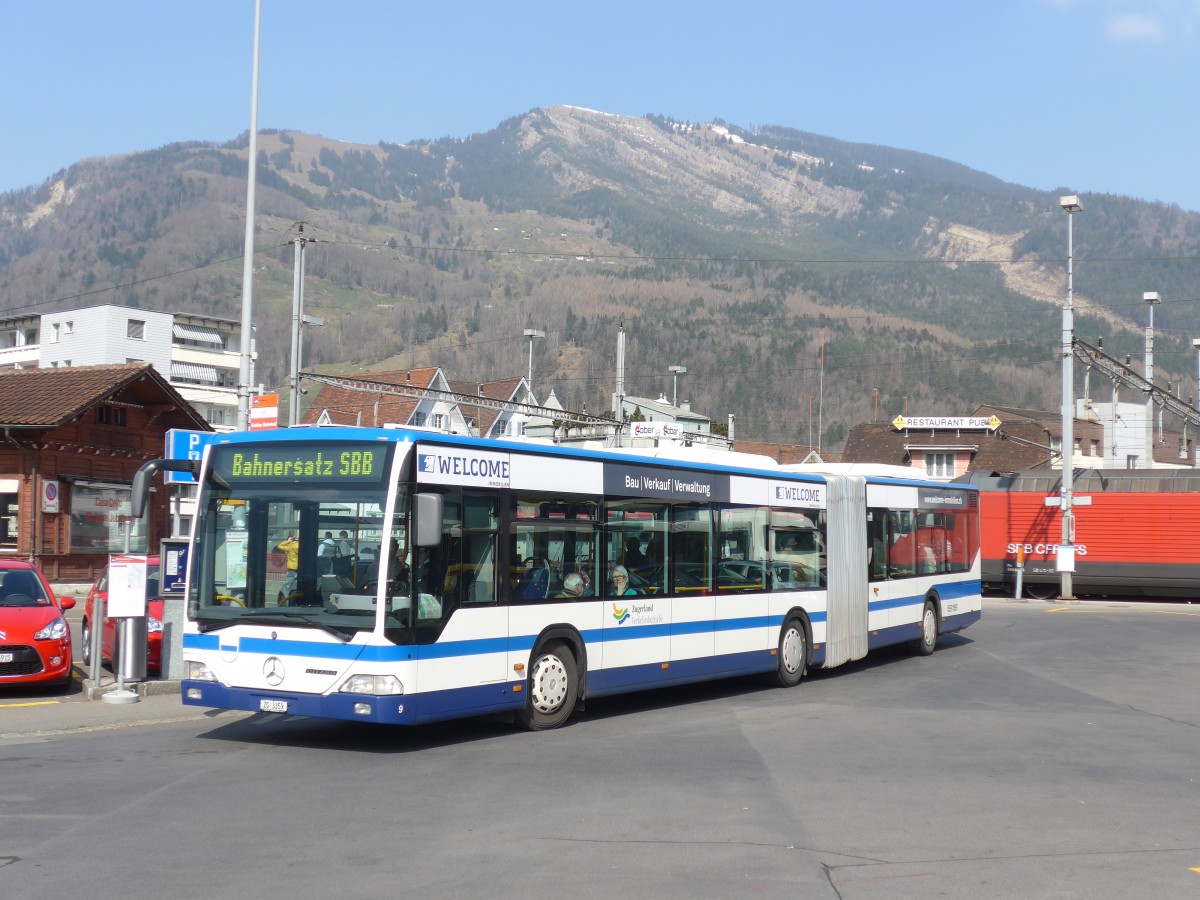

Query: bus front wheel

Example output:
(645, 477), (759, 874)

(915, 600), (938, 656)
(517, 641), (577, 730)
(773, 617), (807, 687)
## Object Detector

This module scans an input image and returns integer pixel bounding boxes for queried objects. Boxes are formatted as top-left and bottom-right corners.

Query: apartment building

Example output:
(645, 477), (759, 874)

(0, 304), (249, 431)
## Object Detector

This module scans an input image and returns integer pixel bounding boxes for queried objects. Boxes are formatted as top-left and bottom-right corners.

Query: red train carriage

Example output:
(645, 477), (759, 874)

(958, 469), (1200, 599)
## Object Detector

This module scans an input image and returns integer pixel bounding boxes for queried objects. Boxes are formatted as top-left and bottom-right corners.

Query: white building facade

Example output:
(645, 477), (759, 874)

(0, 304), (249, 432)
(1077, 399), (1194, 469)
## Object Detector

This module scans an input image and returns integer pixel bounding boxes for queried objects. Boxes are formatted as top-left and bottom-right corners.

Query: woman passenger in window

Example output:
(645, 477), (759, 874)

(609, 565), (637, 596)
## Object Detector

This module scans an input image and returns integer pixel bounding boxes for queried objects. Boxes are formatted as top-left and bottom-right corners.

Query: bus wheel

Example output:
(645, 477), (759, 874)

(774, 618), (807, 687)
(915, 601), (938, 656)
(517, 641), (577, 730)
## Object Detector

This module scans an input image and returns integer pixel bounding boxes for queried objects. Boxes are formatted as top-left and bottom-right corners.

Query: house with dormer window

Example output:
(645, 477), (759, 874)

(299, 367), (471, 434)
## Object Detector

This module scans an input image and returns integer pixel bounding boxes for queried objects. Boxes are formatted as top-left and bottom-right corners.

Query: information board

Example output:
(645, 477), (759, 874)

(107, 554), (148, 618)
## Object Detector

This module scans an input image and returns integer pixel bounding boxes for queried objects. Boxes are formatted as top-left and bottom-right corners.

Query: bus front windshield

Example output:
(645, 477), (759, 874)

(188, 441), (404, 637)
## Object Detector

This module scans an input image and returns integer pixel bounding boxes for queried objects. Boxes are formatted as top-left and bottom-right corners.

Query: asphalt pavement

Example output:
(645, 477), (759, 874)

(0, 688), (249, 741)
(5, 594), (1200, 899)
(0, 584), (207, 737)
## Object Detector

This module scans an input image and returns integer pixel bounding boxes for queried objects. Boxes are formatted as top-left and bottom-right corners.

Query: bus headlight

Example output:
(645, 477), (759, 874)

(339, 674), (404, 696)
(187, 661), (218, 682)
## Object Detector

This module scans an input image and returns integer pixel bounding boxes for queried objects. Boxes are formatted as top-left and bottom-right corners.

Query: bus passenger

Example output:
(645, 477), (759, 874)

(609, 565), (637, 596)
(624, 537), (649, 573)
(557, 573), (586, 598)
(318, 532), (337, 574)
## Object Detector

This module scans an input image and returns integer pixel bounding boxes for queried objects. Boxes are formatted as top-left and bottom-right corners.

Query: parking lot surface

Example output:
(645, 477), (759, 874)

(3, 597), (1200, 899)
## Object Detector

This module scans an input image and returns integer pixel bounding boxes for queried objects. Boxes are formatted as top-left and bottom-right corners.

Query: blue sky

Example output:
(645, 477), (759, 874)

(4, 1), (1199, 211)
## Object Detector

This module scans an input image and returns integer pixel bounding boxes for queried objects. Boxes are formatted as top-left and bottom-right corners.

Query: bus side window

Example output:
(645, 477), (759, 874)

(867, 511), (887, 581)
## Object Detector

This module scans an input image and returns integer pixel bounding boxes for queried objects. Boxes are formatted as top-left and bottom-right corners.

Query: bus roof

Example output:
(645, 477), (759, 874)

(209, 425), (974, 490)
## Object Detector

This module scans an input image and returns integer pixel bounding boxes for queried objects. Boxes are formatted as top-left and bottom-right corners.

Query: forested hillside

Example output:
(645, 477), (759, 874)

(1, 106), (1197, 449)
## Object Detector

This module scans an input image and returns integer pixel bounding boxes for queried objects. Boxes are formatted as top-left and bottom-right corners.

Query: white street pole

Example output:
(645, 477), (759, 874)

(1060, 196), (1081, 600)
(236, 0), (262, 431)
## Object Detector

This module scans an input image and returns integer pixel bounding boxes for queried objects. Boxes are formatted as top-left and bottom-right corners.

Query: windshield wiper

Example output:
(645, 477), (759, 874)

(221, 610), (355, 642)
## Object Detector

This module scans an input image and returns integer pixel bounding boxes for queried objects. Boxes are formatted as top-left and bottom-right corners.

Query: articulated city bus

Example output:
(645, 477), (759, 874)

(169, 427), (981, 729)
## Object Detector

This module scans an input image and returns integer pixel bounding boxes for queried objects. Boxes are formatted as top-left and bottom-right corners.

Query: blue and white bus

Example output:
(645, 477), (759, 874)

(172, 427), (981, 729)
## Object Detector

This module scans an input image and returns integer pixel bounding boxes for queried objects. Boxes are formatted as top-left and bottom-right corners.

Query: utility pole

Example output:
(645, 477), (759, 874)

(523, 328), (545, 397)
(614, 323), (626, 446)
(818, 329), (825, 455)
(289, 224), (309, 425)
(1059, 195), (1081, 600)
(669, 365), (687, 408)
(1143, 292), (1160, 467)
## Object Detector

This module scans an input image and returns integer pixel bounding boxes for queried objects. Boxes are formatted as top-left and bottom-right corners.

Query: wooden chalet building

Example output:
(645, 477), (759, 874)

(0, 363), (210, 583)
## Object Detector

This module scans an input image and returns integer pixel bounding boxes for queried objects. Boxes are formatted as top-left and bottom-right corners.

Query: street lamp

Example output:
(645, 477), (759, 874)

(523, 329), (545, 394)
(1143, 292), (1161, 467)
(668, 365), (687, 407)
(236, 0), (263, 431)
(1060, 194), (1081, 600)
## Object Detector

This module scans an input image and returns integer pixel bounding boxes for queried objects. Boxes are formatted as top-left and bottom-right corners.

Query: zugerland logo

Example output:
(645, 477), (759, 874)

(418, 454), (436, 473)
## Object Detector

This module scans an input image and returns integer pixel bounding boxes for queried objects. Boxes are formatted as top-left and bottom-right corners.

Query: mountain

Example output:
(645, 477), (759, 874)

(2, 105), (1199, 450)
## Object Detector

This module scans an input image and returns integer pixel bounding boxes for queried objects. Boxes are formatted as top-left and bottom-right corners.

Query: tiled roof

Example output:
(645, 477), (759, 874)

(447, 376), (527, 435)
(300, 367), (441, 427)
(732, 441), (831, 464)
(0, 363), (208, 430)
(841, 421), (1057, 474)
(974, 404), (1061, 421)
(624, 395), (710, 423)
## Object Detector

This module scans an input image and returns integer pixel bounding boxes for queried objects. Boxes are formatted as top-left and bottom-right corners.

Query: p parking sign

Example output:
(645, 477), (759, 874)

(165, 430), (216, 483)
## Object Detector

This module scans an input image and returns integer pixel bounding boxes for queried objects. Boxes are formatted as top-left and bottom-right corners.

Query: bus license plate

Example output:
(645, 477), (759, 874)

(259, 699), (288, 713)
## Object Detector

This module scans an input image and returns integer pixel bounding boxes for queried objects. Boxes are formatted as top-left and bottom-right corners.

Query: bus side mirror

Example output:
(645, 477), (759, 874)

(414, 493), (443, 547)
(131, 458), (201, 518)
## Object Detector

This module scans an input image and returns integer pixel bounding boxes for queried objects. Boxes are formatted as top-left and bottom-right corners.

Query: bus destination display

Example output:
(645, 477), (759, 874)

(212, 443), (389, 484)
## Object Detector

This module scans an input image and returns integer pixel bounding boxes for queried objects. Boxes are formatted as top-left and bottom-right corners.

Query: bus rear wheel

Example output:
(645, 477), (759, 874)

(773, 618), (807, 687)
(517, 641), (577, 730)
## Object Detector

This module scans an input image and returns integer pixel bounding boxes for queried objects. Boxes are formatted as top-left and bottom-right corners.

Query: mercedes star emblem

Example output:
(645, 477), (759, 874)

(263, 656), (285, 686)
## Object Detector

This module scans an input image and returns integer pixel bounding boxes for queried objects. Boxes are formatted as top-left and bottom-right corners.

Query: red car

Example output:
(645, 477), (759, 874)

(0, 559), (75, 692)
(82, 557), (163, 673)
